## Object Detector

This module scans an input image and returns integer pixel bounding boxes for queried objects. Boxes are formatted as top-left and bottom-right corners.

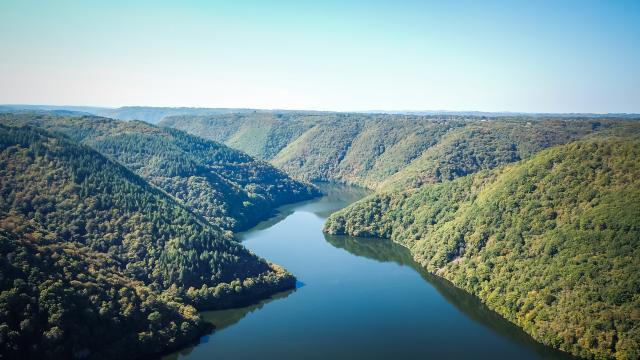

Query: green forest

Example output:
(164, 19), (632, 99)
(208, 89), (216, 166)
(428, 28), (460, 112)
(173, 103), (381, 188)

(0, 124), (296, 359)
(2, 0), (639, 358)
(0, 114), (319, 231)
(160, 112), (636, 189)
(1, 109), (639, 360)
(325, 136), (640, 359)
(164, 111), (640, 358)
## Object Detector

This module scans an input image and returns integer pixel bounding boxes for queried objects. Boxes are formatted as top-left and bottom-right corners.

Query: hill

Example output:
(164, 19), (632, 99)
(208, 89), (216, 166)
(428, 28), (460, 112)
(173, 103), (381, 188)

(0, 216), (207, 359)
(0, 114), (319, 231)
(160, 112), (637, 189)
(325, 136), (640, 359)
(0, 125), (295, 359)
(377, 119), (638, 190)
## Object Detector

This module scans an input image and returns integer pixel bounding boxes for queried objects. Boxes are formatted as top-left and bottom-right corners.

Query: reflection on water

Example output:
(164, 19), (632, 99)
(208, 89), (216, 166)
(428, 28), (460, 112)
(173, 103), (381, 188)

(163, 289), (295, 360)
(324, 234), (416, 267)
(306, 182), (371, 218)
(165, 182), (574, 360)
(235, 182), (370, 236)
(324, 234), (575, 360)
(201, 289), (296, 332)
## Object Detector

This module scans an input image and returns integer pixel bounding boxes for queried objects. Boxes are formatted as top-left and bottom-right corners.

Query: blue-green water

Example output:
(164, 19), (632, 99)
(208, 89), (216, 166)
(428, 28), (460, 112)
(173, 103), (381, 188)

(165, 184), (573, 360)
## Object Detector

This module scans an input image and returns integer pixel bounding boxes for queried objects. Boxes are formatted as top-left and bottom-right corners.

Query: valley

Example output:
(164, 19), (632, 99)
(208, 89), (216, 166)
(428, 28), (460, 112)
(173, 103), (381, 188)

(3, 2), (639, 359)
(159, 111), (637, 189)
(164, 184), (574, 360)
(0, 116), (314, 359)
(0, 109), (638, 359)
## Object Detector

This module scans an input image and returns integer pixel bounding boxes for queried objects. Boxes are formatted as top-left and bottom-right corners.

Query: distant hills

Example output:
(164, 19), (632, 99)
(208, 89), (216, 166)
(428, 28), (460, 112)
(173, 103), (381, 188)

(0, 105), (326, 124)
(2, 105), (638, 125)
(358, 110), (640, 118)
(160, 111), (640, 189)
(0, 105), (256, 124)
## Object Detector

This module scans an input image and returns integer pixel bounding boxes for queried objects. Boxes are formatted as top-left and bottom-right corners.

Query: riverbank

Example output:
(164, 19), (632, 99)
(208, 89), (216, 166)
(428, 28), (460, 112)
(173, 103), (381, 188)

(164, 183), (571, 360)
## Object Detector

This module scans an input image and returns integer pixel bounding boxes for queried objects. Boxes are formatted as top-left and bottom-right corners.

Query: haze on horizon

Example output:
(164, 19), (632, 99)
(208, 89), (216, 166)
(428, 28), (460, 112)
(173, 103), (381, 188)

(1, 0), (639, 113)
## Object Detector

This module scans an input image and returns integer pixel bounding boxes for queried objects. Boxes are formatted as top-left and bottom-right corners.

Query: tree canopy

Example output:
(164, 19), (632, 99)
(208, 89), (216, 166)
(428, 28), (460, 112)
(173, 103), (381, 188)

(0, 114), (319, 231)
(326, 136), (640, 359)
(0, 124), (295, 359)
(161, 112), (639, 190)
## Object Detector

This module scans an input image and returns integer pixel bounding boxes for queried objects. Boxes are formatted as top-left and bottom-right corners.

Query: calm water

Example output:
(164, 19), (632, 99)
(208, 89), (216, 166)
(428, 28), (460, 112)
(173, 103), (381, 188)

(165, 184), (574, 360)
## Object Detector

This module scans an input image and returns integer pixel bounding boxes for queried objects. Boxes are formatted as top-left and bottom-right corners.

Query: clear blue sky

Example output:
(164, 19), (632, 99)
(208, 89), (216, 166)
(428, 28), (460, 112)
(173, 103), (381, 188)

(1, 0), (639, 112)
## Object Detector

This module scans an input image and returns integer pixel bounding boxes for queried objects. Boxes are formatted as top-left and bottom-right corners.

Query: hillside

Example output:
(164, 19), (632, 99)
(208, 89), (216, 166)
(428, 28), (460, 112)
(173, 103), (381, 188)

(325, 137), (640, 359)
(378, 120), (634, 190)
(0, 114), (319, 231)
(160, 112), (636, 189)
(0, 216), (207, 360)
(0, 125), (295, 359)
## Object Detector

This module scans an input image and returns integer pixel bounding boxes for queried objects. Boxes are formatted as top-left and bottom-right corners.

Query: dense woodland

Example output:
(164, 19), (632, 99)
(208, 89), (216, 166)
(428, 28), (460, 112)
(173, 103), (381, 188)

(0, 124), (296, 359)
(325, 136), (640, 359)
(0, 217), (207, 359)
(1, 108), (639, 359)
(160, 112), (637, 189)
(0, 114), (319, 231)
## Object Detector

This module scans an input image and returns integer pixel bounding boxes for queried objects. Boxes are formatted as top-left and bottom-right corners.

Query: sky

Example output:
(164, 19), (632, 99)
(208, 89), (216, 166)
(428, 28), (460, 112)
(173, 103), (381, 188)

(1, 0), (639, 113)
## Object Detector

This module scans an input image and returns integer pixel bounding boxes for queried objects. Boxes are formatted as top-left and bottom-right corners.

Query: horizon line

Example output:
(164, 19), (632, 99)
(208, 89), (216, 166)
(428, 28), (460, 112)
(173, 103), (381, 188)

(2, 103), (640, 117)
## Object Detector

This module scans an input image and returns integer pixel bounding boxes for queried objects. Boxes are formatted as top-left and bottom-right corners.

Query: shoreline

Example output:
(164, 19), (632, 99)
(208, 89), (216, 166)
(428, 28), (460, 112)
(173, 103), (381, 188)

(323, 226), (581, 359)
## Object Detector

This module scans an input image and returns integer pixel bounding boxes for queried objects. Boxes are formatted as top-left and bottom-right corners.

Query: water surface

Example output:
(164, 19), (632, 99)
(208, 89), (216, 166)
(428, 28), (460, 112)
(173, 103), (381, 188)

(165, 184), (573, 360)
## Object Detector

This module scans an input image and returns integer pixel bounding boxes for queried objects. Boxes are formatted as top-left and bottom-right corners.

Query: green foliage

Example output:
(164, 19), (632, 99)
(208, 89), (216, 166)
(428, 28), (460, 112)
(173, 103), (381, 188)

(160, 111), (324, 159)
(0, 114), (319, 231)
(0, 216), (206, 360)
(325, 136), (640, 359)
(0, 125), (295, 359)
(379, 120), (629, 189)
(162, 113), (463, 186)
(3, 110), (639, 359)
(161, 112), (638, 189)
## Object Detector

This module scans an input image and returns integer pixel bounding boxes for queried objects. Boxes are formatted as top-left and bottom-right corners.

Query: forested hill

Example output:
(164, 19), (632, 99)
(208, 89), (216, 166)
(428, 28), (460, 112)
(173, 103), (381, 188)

(160, 112), (639, 189)
(0, 114), (319, 231)
(325, 136), (640, 359)
(0, 125), (295, 359)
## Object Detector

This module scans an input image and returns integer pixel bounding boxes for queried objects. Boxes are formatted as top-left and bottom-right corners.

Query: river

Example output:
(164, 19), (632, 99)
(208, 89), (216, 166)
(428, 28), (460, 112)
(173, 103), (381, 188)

(165, 183), (574, 360)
